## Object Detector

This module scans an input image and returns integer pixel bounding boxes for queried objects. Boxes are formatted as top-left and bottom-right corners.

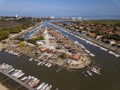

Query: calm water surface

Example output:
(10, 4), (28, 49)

(0, 21), (120, 90)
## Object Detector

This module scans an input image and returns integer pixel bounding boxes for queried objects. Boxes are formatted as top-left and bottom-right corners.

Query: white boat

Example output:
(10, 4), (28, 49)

(13, 70), (22, 78)
(31, 79), (40, 87)
(16, 73), (25, 78)
(109, 51), (120, 58)
(109, 51), (115, 55)
(41, 83), (48, 90)
(29, 58), (33, 61)
(115, 54), (120, 58)
(85, 49), (90, 54)
(37, 62), (42, 66)
(91, 66), (101, 75)
(45, 63), (49, 67)
(11, 69), (19, 76)
(21, 76), (28, 81)
(65, 35), (68, 37)
(74, 41), (78, 44)
(37, 82), (45, 90)
(90, 53), (95, 57)
(100, 47), (108, 51)
(7, 68), (15, 74)
(10, 69), (18, 75)
(25, 75), (32, 83)
(86, 70), (92, 76)
(28, 78), (37, 86)
(47, 63), (52, 68)
(46, 85), (52, 90)
(26, 76), (35, 85)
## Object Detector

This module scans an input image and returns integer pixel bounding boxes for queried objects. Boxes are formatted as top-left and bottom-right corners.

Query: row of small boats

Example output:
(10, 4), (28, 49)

(74, 41), (95, 57)
(108, 51), (120, 58)
(86, 40), (120, 58)
(0, 63), (53, 90)
(37, 61), (52, 68)
(0, 63), (15, 74)
(29, 58), (52, 68)
(0, 63), (25, 79)
(57, 25), (120, 58)
(77, 37), (120, 58)
(4, 49), (21, 57)
(36, 82), (52, 90)
(53, 25), (96, 58)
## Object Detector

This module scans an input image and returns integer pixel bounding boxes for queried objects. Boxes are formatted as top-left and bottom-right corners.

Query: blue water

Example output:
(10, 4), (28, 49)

(22, 24), (43, 40)
(80, 15), (120, 20)
(36, 15), (120, 20)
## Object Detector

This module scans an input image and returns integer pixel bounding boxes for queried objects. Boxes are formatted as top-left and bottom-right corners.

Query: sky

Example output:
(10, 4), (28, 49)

(0, 0), (120, 17)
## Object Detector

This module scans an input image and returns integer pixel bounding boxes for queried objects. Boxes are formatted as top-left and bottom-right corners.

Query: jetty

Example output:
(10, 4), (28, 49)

(0, 70), (36, 90)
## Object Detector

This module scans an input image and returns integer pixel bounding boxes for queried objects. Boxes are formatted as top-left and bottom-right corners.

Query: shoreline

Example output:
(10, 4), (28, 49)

(52, 23), (120, 55)
(0, 22), (42, 51)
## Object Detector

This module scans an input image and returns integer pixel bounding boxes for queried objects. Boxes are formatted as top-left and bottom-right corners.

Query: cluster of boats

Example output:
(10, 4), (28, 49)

(37, 61), (52, 68)
(11, 69), (25, 79)
(29, 58), (52, 68)
(20, 75), (40, 88)
(0, 63), (25, 79)
(0, 63), (15, 74)
(4, 49), (21, 57)
(74, 41), (95, 57)
(81, 65), (101, 77)
(0, 63), (53, 90)
(36, 82), (52, 90)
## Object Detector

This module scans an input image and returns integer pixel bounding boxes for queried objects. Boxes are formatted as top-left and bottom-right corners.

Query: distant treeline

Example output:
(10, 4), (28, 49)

(77, 20), (120, 26)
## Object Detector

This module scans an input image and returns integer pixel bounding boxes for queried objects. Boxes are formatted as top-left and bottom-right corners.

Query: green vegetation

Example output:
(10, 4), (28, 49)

(59, 53), (67, 59)
(90, 29), (102, 35)
(0, 31), (9, 40)
(19, 42), (26, 48)
(2, 40), (7, 44)
(0, 17), (41, 41)
(78, 20), (120, 25)
(27, 36), (44, 44)
(16, 37), (25, 41)
(103, 34), (120, 41)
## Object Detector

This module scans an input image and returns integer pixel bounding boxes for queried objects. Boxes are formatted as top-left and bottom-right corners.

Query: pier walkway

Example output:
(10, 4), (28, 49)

(0, 70), (36, 90)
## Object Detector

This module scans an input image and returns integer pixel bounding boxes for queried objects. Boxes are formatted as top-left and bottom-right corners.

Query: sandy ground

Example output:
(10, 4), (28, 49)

(0, 83), (9, 90)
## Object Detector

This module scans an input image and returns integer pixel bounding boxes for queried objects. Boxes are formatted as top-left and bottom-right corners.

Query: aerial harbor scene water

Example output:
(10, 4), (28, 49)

(0, 0), (120, 90)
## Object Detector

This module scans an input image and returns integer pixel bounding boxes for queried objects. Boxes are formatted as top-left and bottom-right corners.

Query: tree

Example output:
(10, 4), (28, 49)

(2, 41), (6, 44)
(19, 42), (26, 48)
(59, 53), (67, 59)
